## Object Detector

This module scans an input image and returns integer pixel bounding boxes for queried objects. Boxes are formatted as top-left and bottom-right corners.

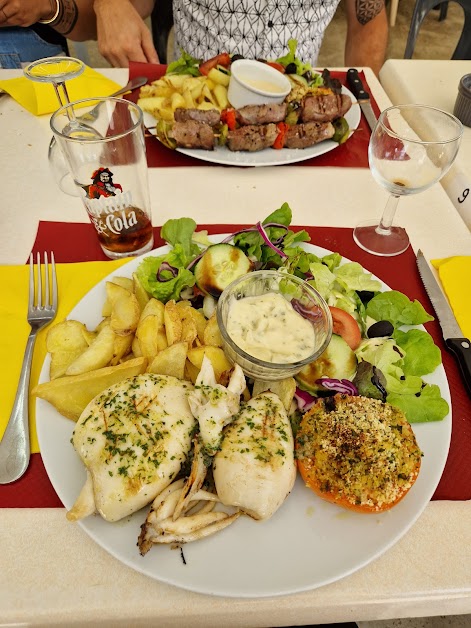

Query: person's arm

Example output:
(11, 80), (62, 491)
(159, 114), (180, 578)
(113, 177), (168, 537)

(344, 0), (388, 77)
(93, 0), (158, 67)
(0, 0), (96, 39)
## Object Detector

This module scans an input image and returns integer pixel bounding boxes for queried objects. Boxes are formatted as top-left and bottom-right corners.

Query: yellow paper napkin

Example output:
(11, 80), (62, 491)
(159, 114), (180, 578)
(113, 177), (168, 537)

(0, 258), (130, 453)
(0, 65), (121, 116)
(431, 256), (471, 339)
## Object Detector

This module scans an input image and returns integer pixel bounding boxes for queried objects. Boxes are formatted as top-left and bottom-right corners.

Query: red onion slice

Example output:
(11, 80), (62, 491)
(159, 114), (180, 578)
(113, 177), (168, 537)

(294, 387), (318, 412)
(315, 378), (358, 395)
(156, 261), (179, 282)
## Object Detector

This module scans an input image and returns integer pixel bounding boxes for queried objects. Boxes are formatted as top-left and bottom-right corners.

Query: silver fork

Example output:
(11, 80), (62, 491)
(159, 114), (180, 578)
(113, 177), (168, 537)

(0, 253), (58, 484)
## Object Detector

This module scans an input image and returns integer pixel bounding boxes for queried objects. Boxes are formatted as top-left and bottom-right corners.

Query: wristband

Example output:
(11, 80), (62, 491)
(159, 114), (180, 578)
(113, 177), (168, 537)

(38, 0), (61, 24)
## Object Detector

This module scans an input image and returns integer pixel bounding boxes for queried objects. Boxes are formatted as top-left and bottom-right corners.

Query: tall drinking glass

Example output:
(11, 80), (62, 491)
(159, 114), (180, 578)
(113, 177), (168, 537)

(50, 97), (153, 259)
(354, 104), (463, 256)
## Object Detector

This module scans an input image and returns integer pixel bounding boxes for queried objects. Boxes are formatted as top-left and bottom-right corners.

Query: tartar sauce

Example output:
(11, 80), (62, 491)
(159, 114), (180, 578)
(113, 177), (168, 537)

(226, 292), (316, 363)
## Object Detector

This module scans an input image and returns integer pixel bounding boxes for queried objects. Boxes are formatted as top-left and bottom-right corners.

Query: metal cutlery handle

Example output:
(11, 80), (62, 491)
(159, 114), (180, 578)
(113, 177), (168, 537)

(0, 331), (36, 484)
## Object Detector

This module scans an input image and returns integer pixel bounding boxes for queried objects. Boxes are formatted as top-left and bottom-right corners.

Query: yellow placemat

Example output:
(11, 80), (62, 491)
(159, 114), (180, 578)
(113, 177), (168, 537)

(0, 259), (130, 453)
(0, 66), (121, 116)
(432, 256), (471, 339)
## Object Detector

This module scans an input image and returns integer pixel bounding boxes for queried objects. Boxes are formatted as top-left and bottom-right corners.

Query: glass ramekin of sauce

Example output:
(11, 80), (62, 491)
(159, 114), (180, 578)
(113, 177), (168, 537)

(217, 270), (332, 380)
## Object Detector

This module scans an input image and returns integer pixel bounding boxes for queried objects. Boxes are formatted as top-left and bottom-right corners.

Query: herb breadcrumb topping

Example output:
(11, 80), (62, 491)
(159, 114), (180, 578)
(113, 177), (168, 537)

(296, 394), (422, 512)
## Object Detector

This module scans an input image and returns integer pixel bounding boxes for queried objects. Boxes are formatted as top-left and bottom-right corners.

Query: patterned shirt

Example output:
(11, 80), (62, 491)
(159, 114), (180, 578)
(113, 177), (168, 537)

(173, 0), (342, 65)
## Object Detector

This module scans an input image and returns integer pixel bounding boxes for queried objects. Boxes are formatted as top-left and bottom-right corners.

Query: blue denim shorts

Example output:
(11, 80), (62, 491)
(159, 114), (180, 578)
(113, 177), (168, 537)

(0, 27), (66, 68)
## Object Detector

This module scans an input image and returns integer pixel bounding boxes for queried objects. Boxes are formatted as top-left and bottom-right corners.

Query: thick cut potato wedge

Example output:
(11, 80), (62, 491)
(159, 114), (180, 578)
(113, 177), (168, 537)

(102, 276), (134, 317)
(33, 357), (148, 421)
(139, 297), (165, 323)
(179, 309), (198, 348)
(147, 341), (188, 379)
(110, 333), (134, 366)
(252, 377), (297, 411)
(164, 300), (182, 345)
(184, 359), (200, 384)
(187, 346), (232, 382)
(65, 326), (116, 376)
(136, 314), (164, 359)
(46, 320), (93, 379)
(106, 282), (140, 336)
(46, 320), (90, 353)
(132, 272), (150, 312)
(203, 313), (223, 347)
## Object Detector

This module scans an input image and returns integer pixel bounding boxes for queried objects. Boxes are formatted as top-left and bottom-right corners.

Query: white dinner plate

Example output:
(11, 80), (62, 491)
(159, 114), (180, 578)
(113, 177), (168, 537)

(143, 85), (361, 167)
(36, 238), (451, 598)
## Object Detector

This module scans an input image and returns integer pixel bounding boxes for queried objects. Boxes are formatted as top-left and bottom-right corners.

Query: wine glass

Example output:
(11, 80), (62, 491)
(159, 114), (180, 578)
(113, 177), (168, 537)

(23, 57), (87, 196)
(353, 104), (463, 257)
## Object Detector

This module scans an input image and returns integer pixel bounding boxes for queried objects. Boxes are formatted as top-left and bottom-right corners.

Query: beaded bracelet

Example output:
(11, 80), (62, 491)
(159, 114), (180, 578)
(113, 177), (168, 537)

(38, 0), (61, 24)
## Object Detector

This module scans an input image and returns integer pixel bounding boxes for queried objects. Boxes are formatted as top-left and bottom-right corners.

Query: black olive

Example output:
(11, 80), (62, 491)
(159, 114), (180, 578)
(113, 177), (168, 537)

(367, 320), (394, 338)
(285, 62), (297, 74)
(256, 58), (267, 63)
(303, 70), (312, 82)
(231, 54), (244, 62)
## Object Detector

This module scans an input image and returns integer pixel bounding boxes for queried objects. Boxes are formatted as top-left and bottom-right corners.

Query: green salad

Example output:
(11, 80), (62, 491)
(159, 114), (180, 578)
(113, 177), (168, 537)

(136, 203), (448, 424)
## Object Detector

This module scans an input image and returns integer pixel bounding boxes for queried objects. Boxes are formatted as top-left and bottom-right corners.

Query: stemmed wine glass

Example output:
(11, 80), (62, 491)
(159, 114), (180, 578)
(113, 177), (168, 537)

(353, 104), (463, 256)
(23, 56), (87, 196)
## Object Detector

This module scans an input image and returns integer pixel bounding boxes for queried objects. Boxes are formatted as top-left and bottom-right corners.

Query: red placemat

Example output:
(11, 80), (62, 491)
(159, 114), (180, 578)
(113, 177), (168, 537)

(1, 221), (469, 508)
(127, 62), (379, 169)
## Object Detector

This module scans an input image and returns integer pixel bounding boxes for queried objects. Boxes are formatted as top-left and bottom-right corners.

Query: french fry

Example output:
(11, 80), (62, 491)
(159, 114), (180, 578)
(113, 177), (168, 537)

(207, 67), (230, 87)
(171, 91), (186, 111)
(213, 83), (229, 110)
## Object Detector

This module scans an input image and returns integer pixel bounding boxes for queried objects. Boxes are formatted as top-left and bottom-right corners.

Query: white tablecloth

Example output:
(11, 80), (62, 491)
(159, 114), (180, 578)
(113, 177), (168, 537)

(1, 67), (471, 626)
(380, 59), (471, 229)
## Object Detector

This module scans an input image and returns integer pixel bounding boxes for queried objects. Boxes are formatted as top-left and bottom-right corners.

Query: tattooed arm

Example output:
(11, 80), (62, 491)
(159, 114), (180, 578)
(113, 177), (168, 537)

(344, 0), (388, 76)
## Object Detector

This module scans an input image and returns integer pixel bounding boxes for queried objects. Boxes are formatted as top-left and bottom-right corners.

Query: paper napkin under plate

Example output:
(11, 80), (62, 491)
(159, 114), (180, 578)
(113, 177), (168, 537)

(0, 66), (121, 116)
(432, 256), (471, 339)
(0, 258), (129, 453)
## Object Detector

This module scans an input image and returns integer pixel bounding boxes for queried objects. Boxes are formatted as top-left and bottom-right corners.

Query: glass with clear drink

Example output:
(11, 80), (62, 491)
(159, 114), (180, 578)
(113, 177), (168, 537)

(50, 97), (153, 259)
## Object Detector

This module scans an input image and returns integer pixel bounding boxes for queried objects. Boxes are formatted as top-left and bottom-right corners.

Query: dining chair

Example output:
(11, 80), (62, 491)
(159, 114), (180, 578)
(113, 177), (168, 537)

(150, 0), (174, 64)
(404, 0), (471, 59)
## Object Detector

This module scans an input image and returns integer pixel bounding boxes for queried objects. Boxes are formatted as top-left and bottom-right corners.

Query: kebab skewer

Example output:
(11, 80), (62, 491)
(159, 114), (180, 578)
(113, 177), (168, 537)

(154, 90), (353, 152)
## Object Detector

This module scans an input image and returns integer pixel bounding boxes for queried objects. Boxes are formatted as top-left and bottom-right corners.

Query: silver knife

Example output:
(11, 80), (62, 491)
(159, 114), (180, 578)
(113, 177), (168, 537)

(416, 249), (471, 396)
(346, 68), (378, 132)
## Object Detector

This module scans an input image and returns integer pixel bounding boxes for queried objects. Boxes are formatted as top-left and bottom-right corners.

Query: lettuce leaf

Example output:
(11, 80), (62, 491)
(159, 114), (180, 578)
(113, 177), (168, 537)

(387, 383), (449, 423)
(394, 328), (442, 376)
(334, 262), (382, 293)
(160, 217), (201, 262)
(166, 50), (202, 76)
(135, 250), (195, 303)
(366, 290), (434, 327)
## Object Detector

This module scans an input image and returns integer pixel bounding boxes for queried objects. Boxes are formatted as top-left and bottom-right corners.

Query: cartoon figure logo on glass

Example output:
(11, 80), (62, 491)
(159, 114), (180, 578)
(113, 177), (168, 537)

(88, 167), (123, 199)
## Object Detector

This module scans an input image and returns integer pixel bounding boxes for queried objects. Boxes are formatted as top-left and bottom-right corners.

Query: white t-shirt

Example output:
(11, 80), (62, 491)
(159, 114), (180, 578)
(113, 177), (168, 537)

(173, 0), (342, 65)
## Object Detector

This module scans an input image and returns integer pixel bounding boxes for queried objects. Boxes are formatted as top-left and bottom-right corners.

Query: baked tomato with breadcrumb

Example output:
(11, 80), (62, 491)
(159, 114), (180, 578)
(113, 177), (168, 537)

(295, 394), (422, 513)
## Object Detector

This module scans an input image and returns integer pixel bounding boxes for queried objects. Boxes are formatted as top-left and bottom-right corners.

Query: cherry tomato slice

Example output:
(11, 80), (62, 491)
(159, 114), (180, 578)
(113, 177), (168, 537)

(329, 306), (362, 351)
(199, 53), (232, 76)
(266, 61), (286, 73)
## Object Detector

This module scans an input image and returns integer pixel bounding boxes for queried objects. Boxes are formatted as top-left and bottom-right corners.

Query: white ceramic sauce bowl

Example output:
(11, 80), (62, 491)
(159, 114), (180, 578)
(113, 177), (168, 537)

(227, 59), (292, 109)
